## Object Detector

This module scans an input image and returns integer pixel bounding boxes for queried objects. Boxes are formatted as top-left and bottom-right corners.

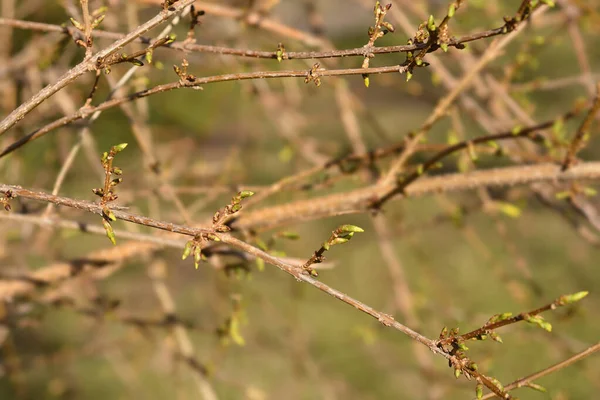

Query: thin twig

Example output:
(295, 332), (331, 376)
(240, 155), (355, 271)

(0, 0), (194, 136)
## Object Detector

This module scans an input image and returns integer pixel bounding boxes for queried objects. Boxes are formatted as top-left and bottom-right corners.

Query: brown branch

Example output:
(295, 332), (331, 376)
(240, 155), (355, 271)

(480, 342), (600, 399)
(0, 64), (409, 158)
(437, 293), (586, 346)
(0, 17), (510, 60)
(234, 162), (600, 230)
(0, 0), (194, 136)
(562, 82), (600, 171)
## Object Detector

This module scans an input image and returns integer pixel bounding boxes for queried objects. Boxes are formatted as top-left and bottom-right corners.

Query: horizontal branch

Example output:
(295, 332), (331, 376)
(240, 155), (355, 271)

(0, 17), (506, 60)
(234, 162), (600, 229)
(4, 163), (600, 234)
(0, 184), (212, 237)
(0, 65), (408, 158)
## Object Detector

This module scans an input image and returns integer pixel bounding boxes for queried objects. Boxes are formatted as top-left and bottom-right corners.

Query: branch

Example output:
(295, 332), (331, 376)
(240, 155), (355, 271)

(0, 0), (194, 136)
(234, 162), (600, 230)
(480, 342), (600, 399)
(0, 64), (409, 158)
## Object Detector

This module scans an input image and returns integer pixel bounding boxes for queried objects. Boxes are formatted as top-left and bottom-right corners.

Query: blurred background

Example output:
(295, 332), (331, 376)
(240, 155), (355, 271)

(1, 0), (600, 399)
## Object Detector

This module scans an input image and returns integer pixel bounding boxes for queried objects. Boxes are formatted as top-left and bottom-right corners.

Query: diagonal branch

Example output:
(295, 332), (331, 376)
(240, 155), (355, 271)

(0, 0), (194, 136)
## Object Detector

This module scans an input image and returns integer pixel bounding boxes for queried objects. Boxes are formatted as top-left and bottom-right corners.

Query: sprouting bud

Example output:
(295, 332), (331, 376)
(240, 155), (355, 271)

(279, 231), (300, 240)
(526, 382), (547, 392)
(110, 178), (123, 187)
(103, 207), (117, 222)
(111, 143), (128, 153)
(329, 237), (350, 246)
(475, 383), (483, 399)
(338, 225), (365, 233)
(91, 14), (105, 29)
(557, 291), (589, 305)
(525, 315), (552, 332)
(111, 167), (123, 175)
(206, 233), (221, 242)
(92, 188), (104, 197)
(427, 15), (436, 31)
(238, 190), (255, 199)
(490, 332), (503, 343)
(194, 246), (202, 269)
(454, 368), (461, 378)
(498, 312), (513, 321)
(69, 17), (84, 30)
(255, 257), (265, 272)
(166, 33), (177, 44)
(231, 203), (242, 213)
(457, 342), (469, 351)
(448, 4), (456, 18)
(439, 326), (448, 339)
(102, 219), (116, 245)
(182, 241), (193, 260)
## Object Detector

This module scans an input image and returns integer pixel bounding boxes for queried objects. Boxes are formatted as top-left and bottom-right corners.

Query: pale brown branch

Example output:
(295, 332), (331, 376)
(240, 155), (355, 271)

(480, 342), (600, 399)
(234, 162), (600, 230)
(0, 0), (194, 136)
(0, 65), (409, 158)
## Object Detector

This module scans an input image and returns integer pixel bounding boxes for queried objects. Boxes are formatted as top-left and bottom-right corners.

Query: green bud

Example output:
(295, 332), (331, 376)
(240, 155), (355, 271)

(439, 326), (448, 338)
(448, 4), (456, 18)
(106, 209), (116, 222)
(182, 241), (193, 260)
(69, 17), (84, 30)
(279, 231), (300, 240)
(238, 190), (255, 199)
(112, 143), (128, 153)
(329, 237), (350, 246)
(206, 233), (221, 242)
(526, 382), (547, 392)
(102, 219), (116, 245)
(338, 225), (365, 233)
(490, 332), (503, 343)
(557, 291), (588, 305)
(511, 125), (523, 135)
(526, 315), (552, 332)
(255, 257), (265, 272)
(498, 202), (521, 218)
(194, 247), (202, 269)
(498, 312), (513, 320)
(427, 15), (436, 31)
(166, 33), (177, 44)
(91, 14), (105, 29)
(475, 383), (483, 399)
